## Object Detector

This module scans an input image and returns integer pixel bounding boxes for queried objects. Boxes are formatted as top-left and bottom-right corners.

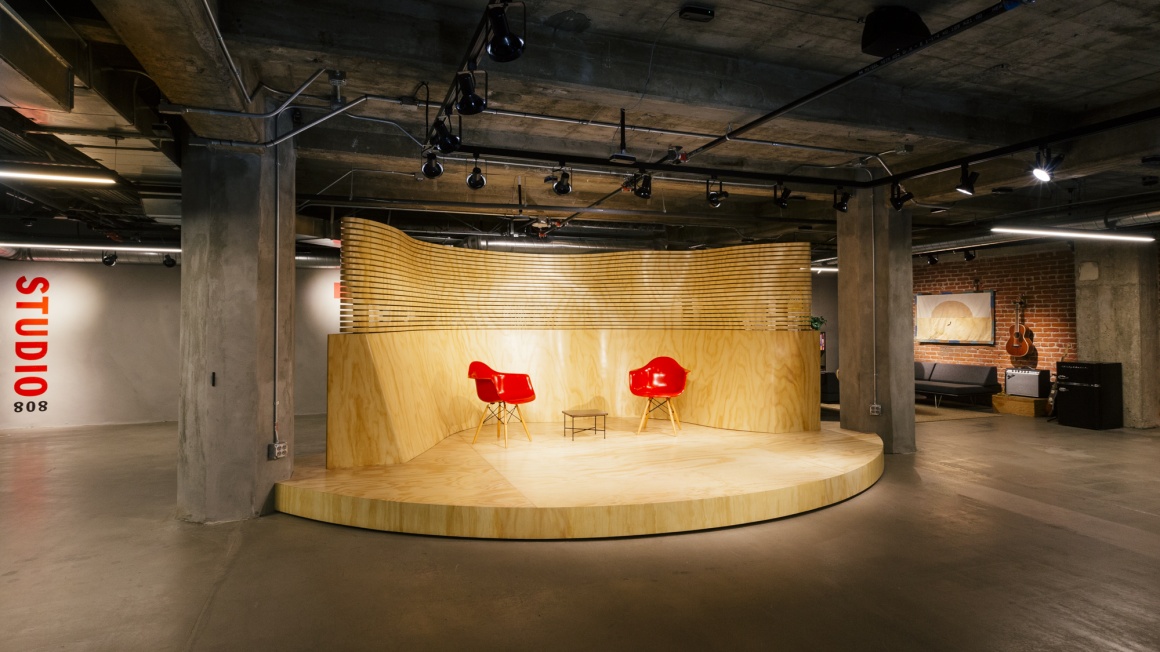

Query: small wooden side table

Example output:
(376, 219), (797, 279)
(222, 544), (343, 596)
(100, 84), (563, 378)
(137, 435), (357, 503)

(562, 409), (607, 440)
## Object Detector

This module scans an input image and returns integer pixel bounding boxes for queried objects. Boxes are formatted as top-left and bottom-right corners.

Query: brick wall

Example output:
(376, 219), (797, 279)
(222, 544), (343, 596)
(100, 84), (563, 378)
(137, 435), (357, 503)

(913, 250), (1076, 379)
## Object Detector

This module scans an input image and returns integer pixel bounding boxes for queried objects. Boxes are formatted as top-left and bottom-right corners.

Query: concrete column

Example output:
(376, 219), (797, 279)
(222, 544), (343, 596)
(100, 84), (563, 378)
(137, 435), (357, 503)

(177, 130), (296, 522)
(837, 187), (916, 453)
(1073, 242), (1160, 429)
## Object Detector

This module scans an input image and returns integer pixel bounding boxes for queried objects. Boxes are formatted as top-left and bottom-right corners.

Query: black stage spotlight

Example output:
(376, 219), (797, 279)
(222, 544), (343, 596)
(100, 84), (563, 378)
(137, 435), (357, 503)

(432, 119), (460, 153)
(422, 152), (444, 179)
(634, 173), (652, 199)
(775, 184), (791, 209)
(890, 183), (914, 211)
(1032, 146), (1064, 182)
(162, 254), (177, 268)
(706, 178), (728, 208)
(553, 170), (572, 195)
(455, 72), (486, 115)
(466, 158), (486, 189)
(832, 188), (849, 213)
(486, 4), (525, 63)
(963, 249), (977, 262)
(102, 252), (117, 267)
(955, 164), (980, 196)
(926, 253), (939, 265)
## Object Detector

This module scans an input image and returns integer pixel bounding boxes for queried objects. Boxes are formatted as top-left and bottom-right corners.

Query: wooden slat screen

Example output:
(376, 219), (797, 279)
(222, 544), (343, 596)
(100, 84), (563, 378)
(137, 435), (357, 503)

(339, 218), (813, 333)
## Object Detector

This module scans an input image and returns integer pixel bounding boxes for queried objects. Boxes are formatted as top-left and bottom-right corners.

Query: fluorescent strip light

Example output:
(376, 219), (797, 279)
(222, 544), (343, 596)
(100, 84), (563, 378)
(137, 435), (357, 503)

(0, 242), (181, 253)
(991, 227), (1155, 243)
(810, 267), (839, 273)
(0, 170), (116, 185)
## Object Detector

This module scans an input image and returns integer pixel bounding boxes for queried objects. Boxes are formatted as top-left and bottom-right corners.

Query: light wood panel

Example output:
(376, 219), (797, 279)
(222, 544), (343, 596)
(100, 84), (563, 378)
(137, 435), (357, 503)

(326, 328), (820, 468)
(278, 420), (884, 539)
(339, 218), (812, 333)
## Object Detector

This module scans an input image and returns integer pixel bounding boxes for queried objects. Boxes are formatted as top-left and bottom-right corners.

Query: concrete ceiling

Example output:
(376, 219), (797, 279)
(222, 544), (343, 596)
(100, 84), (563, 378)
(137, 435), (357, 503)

(2, 0), (1160, 254)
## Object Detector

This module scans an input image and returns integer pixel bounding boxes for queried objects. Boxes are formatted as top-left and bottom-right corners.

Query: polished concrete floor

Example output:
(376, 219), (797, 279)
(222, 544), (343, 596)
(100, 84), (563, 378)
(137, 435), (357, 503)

(2, 415), (1158, 651)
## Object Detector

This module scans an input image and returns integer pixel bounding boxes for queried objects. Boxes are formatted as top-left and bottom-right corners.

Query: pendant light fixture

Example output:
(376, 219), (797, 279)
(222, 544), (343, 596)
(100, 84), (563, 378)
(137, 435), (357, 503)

(422, 152), (444, 179)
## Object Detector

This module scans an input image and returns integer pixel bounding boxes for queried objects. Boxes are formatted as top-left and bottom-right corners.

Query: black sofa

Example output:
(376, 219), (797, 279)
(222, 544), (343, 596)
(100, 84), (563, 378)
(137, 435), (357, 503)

(914, 362), (1001, 407)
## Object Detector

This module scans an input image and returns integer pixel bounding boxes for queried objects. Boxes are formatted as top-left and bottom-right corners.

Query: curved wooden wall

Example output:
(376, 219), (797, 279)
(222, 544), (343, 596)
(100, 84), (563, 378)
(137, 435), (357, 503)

(326, 329), (820, 468)
(327, 219), (819, 469)
(339, 218), (812, 333)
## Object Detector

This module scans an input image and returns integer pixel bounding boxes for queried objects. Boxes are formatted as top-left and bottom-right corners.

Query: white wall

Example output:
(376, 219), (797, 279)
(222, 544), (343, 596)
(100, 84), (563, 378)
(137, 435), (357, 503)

(295, 268), (341, 414)
(0, 261), (339, 428)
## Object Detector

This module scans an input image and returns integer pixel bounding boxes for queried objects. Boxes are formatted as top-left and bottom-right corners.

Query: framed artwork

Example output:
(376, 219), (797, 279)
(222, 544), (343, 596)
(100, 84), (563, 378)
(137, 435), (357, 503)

(914, 291), (995, 345)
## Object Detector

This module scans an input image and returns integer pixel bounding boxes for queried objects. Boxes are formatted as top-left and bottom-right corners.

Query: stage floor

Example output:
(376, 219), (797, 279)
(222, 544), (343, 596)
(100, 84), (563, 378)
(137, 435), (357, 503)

(275, 418), (884, 539)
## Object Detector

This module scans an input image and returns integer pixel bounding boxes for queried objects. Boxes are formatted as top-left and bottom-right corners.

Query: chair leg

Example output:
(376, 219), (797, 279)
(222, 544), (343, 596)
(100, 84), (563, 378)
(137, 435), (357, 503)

(665, 399), (678, 435)
(497, 402), (505, 441)
(636, 398), (650, 434)
(671, 400), (682, 430)
(515, 404), (532, 441)
(472, 403), (491, 444)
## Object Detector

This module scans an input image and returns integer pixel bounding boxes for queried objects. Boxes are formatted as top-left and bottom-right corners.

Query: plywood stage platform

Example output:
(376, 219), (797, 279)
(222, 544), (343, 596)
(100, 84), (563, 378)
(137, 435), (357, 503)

(275, 419), (884, 539)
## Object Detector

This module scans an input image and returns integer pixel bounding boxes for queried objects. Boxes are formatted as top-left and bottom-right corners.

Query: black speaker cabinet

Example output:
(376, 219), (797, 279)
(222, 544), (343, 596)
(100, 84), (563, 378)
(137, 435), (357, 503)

(1005, 368), (1051, 398)
(1056, 362), (1123, 430)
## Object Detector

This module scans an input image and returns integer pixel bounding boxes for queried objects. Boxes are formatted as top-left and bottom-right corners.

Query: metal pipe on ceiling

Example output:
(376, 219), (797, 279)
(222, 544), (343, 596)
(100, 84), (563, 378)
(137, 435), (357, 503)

(682, 0), (1036, 161)
(158, 68), (327, 120)
(200, 0), (254, 104)
(0, 247), (340, 267)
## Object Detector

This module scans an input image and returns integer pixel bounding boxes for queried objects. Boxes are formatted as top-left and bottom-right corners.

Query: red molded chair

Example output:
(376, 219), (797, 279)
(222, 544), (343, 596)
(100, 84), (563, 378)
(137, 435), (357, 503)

(628, 356), (689, 435)
(468, 361), (535, 447)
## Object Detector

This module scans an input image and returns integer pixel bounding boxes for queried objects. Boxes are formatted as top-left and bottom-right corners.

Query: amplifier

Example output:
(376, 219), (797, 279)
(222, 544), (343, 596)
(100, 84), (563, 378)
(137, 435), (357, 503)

(1005, 368), (1051, 398)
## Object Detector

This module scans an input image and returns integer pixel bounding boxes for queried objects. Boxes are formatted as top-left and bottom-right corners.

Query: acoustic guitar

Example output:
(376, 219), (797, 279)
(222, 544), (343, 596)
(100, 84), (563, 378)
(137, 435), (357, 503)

(1005, 298), (1031, 358)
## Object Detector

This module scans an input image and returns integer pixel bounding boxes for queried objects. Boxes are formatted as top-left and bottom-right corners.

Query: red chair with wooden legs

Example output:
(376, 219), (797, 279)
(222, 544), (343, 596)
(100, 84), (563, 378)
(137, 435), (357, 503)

(468, 361), (535, 447)
(628, 356), (689, 435)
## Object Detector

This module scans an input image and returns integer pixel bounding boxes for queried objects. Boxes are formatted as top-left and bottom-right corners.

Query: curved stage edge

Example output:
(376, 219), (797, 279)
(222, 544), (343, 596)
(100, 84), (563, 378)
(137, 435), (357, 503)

(275, 420), (884, 540)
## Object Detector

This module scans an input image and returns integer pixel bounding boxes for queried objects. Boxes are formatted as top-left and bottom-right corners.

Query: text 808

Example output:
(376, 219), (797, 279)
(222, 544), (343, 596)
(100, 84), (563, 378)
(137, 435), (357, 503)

(14, 401), (47, 412)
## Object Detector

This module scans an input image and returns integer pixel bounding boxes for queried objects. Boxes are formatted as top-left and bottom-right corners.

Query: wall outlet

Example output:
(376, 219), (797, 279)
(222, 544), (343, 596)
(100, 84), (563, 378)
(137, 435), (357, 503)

(268, 441), (288, 460)
(869, 404), (882, 416)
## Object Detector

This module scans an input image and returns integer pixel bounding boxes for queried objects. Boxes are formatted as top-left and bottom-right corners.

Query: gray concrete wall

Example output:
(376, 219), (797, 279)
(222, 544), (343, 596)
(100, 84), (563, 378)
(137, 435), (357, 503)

(0, 261), (181, 428)
(812, 273), (839, 371)
(837, 187), (915, 454)
(1074, 242), (1160, 429)
(0, 261), (337, 429)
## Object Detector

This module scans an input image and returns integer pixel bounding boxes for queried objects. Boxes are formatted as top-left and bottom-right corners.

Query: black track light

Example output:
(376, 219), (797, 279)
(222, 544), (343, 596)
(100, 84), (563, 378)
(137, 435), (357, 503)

(422, 152), (444, 179)
(634, 173), (652, 200)
(963, 249), (977, 262)
(102, 252), (117, 267)
(955, 164), (980, 196)
(553, 170), (572, 195)
(162, 254), (177, 268)
(1032, 146), (1064, 182)
(832, 188), (850, 213)
(706, 178), (728, 208)
(926, 254), (939, 265)
(455, 72), (486, 116)
(890, 183), (914, 211)
(432, 119), (460, 153)
(466, 158), (486, 190)
(486, 4), (525, 63)
(775, 184), (791, 209)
